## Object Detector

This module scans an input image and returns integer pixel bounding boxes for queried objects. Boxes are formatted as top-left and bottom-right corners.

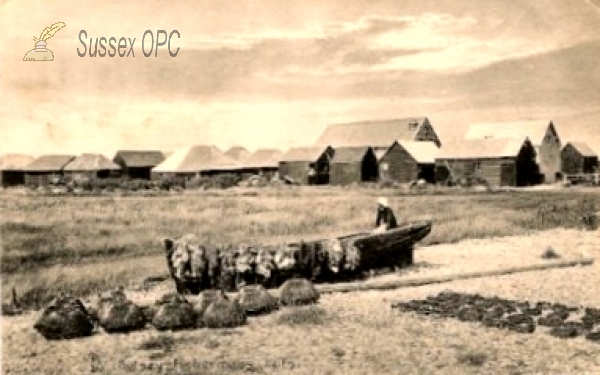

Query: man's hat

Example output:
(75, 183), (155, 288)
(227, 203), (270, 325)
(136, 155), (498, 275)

(377, 197), (388, 207)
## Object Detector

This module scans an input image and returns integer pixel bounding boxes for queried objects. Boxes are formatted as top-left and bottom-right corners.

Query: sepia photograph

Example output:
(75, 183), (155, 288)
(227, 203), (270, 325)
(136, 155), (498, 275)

(1, 0), (600, 374)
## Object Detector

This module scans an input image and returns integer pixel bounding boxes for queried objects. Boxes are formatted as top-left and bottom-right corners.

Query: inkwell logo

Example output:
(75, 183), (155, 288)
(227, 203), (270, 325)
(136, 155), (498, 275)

(23, 22), (66, 61)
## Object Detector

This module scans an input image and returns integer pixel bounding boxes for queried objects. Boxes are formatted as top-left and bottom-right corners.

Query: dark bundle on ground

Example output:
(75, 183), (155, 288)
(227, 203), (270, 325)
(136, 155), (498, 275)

(151, 293), (196, 331)
(538, 312), (569, 327)
(582, 308), (600, 329)
(392, 291), (541, 334)
(549, 322), (587, 339)
(586, 330), (600, 342)
(95, 290), (147, 334)
(201, 295), (247, 329)
(279, 278), (320, 306)
(457, 306), (485, 322)
(155, 293), (189, 305)
(505, 314), (536, 334)
(541, 246), (560, 260)
(194, 289), (228, 326)
(33, 293), (95, 340)
(235, 284), (279, 316)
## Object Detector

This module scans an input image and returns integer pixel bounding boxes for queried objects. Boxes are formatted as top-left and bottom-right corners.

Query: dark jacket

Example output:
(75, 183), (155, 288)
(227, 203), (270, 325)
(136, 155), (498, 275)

(376, 206), (398, 230)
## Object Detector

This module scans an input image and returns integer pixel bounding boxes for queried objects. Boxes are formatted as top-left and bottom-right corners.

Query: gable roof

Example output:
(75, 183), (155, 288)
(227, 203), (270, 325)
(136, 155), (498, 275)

(315, 117), (428, 148)
(23, 155), (76, 171)
(224, 146), (251, 161)
(242, 149), (283, 168)
(398, 141), (439, 164)
(114, 150), (165, 168)
(331, 146), (373, 163)
(566, 142), (598, 158)
(152, 145), (240, 173)
(63, 154), (121, 171)
(436, 138), (528, 160)
(280, 146), (331, 162)
(464, 121), (555, 146)
(373, 148), (388, 161)
(0, 154), (35, 171)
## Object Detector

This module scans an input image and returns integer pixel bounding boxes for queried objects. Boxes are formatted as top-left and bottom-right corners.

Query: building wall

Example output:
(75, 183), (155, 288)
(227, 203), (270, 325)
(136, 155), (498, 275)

(24, 172), (63, 186)
(330, 162), (361, 185)
(537, 125), (562, 183)
(119, 167), (153, 180)
(64, 170), (121, 180)
(279, 161), (311, 184)
(415, 119), (442, 147)
(0, 171), (26, 187)
(561, 145), (599, 174)
(378, 143), (420, 183)
(435, 158), (517, 187)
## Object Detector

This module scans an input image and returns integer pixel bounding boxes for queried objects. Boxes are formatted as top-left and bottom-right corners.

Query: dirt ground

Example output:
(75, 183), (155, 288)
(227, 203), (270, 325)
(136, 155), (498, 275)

(2, 228), (599, 375)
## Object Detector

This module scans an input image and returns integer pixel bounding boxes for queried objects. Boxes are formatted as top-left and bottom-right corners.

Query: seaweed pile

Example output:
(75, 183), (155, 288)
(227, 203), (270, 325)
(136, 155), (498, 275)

(34, 278), (319, 341)
(392, 291), (600, 343)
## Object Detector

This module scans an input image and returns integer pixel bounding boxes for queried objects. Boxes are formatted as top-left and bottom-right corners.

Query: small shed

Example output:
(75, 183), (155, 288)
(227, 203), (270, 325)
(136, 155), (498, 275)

(464, 121), (561, 183)
(434, 138), (540, 187)
(113, 150), (166, 180)
(0, 154), (35, 187)
(240, 149), (283, 178)
(561, 142), (599, 175)
(224, 146), (251, 162)
(330, 146), (378, 185)
(23, 155), (75, 186)
(63, 153), (122, 179)
(152, 145), (240, 178)
(279, 146), (334, 185)
(378, 141), (439, 183)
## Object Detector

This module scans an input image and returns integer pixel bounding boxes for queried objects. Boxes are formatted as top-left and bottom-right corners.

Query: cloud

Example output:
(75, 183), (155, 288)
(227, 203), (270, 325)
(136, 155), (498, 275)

(173, 12), (558, 76)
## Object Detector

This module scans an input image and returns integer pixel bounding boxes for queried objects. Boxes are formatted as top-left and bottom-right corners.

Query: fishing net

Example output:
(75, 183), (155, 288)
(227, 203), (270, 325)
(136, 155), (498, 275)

(202, 297), (247, 329)
(279, 278), (320, 306)
(33, 294), (95, 340)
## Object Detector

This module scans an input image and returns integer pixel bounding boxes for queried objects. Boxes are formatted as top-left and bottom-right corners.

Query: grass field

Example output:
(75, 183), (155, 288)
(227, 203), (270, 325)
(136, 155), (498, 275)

(1, 186), (598, 309)
(3, 227), (600, 375)
(2, 186), (600, 374)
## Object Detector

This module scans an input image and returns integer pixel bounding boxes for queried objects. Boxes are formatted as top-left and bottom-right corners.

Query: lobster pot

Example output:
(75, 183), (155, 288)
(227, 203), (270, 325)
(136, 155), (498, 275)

(339, 221), (432, 271)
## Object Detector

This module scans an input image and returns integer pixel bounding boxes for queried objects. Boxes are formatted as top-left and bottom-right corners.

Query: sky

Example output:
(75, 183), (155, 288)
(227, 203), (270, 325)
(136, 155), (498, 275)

(1, 0), (600, 157)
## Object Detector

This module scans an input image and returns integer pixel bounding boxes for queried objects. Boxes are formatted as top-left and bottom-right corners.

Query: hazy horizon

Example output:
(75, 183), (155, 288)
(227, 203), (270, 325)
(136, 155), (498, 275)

(1, 0), (600, 158)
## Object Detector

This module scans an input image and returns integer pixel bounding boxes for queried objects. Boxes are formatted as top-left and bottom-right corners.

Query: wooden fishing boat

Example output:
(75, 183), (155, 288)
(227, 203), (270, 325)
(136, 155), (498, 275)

(322, 219), (433, 272)
(166, 220), (433, 294)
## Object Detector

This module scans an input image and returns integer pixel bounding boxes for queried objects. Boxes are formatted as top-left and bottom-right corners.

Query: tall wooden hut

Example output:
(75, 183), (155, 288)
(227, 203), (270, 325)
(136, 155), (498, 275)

(315, 117), (442, 148)
(224, 146), (251, 162)
(240, 149), (283, 178)
(279, 146), (334, 185)
(464, 121), (561, 183)
(152, 145), (240, 178)
(329, 146), (378, 185)
(113, 150), (165, 180)
(435, 138), (540, 187)
(378, 141), (439, 183)
(23, 155), (75, 186)
(0, 154), (35, 187)
(561, 142), (599, 175)
(63, 153), (121, 179)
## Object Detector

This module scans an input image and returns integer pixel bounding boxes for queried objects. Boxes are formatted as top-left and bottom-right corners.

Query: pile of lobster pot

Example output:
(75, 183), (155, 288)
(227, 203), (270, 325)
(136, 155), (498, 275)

(164, 234), (362, 294)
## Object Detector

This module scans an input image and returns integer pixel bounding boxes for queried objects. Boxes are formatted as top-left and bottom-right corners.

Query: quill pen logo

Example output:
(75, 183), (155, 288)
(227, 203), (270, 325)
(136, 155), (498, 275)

(23, 22), (66, 61)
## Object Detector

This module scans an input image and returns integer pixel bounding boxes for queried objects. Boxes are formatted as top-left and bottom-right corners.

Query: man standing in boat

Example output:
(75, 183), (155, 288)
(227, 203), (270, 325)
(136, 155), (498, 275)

(374, 197), (398, 233)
